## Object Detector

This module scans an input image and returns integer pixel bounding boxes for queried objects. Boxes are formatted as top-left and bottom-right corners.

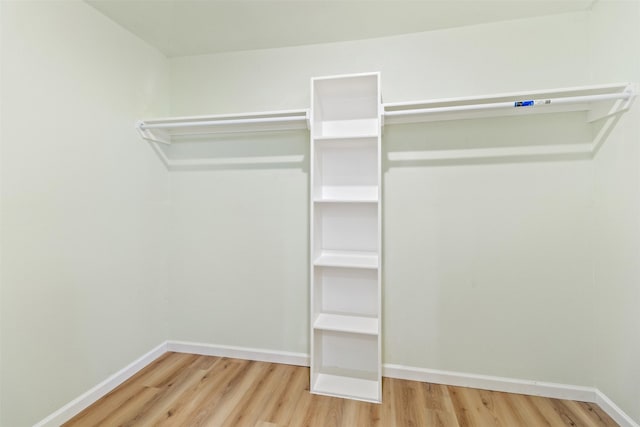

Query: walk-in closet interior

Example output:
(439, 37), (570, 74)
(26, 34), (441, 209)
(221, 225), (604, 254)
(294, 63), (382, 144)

(1, 1), (639, 426)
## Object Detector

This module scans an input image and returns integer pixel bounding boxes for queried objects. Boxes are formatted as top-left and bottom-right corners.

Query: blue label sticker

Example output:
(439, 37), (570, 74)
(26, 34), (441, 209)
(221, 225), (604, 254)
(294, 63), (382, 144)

(514, 100), (534, 107)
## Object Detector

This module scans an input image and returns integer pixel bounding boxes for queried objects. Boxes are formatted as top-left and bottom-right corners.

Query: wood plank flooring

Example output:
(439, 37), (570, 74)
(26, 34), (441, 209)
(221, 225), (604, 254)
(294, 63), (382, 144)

(64, 352), (618, 427)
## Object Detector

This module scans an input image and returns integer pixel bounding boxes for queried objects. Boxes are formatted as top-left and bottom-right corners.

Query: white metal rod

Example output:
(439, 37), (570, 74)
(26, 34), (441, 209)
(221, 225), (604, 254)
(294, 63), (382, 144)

(169, 125), (308, 136)
(139, 115), (307, 130)
(384, 91), (634, 117)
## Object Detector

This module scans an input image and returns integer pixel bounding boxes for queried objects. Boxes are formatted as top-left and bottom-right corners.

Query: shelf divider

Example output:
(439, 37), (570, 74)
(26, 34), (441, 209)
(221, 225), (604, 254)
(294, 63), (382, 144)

(314, 186), (379, 203)
(313, 373), (379, 403)
(314, 250), (379, 269)
(314, 313), (379, 335)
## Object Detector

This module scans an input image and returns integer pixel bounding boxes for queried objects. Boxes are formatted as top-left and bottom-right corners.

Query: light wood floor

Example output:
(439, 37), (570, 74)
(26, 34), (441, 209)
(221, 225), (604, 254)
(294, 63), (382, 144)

(64, 352), (618, 427)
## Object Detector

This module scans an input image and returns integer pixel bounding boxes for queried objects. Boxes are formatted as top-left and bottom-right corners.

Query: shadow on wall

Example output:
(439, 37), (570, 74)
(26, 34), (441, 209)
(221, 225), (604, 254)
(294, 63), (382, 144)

(382, 112), (596, 169)
(142, 108), (627, 173)
(149, 130), (310, 172)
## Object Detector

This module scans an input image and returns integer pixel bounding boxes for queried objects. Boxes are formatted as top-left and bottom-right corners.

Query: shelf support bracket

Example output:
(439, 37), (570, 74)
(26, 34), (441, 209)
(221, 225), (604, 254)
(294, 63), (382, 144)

(135, 120), (171, 145)
(587, 83), (638, 123)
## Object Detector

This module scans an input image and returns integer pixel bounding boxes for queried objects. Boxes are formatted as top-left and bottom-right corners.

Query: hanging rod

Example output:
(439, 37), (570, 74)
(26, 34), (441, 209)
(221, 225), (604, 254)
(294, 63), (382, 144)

(136, 109), (309, 144)
(383, 83), (637, 125)
(138, 114), (308, 130)
(384, 91), (634, 118)
(136, 83), (637, 146)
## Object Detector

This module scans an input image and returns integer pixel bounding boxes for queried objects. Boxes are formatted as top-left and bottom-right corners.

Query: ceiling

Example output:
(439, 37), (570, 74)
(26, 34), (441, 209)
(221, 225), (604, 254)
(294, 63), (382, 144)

(86, 0), (595, 58)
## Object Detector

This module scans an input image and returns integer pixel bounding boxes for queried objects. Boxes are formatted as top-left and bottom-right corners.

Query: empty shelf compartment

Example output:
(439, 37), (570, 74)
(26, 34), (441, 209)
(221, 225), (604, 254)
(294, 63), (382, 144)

(313, 137), (378, 202)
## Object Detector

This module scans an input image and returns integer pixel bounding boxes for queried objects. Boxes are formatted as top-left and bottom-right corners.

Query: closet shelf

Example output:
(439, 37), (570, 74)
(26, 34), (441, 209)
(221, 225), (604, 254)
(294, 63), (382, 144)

(136, 109), (309, 144)
(314, 134), (379, 141)
(313, 373), (379, 403)
(314, 250), (379, 269)
(314, 197), (378, 204)
(314, 313), (379, 335)
(315, 186), (379, 203)
(383, 82), (637, 125)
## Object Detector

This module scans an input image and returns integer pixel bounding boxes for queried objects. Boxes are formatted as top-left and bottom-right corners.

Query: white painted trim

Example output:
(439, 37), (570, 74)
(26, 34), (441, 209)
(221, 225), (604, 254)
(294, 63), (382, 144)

(595, 389), (640, 427)
(383, 364), (595, 401)
(33, 342), (167, 427)
(166, 340), (309, 367)
(383, 364), (639, 426)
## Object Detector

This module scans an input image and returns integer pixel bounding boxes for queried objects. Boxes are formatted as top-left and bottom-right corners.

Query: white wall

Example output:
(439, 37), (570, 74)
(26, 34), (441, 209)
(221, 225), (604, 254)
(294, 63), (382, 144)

(3, 3), (637, 425)
(165, 129), (310, 351)
(383, 117), (594, 383)
(171, 13), (591, 116)
(0, 2), (170, 426)
(168, 12), (599, 386)
(590, 1), (640, 423)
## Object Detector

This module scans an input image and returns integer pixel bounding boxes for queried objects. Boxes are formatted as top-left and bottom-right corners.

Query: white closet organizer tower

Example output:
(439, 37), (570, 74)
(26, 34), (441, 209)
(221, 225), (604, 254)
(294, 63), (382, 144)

(310, 72), (382, 403)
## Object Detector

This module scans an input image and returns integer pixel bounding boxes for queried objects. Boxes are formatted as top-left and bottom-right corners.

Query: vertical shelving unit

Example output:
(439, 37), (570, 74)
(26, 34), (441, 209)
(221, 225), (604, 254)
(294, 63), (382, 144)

(310, 72), (382, 403)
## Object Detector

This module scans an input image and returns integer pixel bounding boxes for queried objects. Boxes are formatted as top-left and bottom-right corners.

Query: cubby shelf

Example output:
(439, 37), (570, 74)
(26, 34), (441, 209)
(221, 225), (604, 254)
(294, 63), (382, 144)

(314, 186), (379, 203)
(313, 120), (379, 138)
(314, 250), (379, 269)
(313, 137), (378, 204)
(314, 313), (379, 335)
(314, 134), (379, 141)
(313, 197), (378, 204)
(313, 373), (379, 403)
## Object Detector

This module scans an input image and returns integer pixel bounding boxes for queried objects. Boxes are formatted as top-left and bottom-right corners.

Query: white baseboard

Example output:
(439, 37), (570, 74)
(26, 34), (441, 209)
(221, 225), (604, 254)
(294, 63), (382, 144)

(34, 341), (639, 427)
(383, 364), (639, 427)
(166, 340), (309, 367)
(595, 389), (640, 427)
(383, 363), (595, 402)
(33, 342), (167, 427)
